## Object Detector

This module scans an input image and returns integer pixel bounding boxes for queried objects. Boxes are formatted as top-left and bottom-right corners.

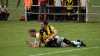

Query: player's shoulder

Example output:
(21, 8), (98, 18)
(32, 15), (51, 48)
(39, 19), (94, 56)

(49, 25), (55, 29)
(36, 32), (40, 39)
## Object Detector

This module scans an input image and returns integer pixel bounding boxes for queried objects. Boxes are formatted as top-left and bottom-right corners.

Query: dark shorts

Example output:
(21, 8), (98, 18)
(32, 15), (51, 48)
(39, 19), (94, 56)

(80, 7), (86, 14)
(45, 38), (58, 47)
(0, 12), (9, 20)
(79, 7), (86, 22)
(55, 7), (62, 13)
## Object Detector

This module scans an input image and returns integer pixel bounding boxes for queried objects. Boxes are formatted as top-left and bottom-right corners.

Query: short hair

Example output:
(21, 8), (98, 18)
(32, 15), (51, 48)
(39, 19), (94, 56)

(43, 21), (48, 25)
(29, 29), (36, 33)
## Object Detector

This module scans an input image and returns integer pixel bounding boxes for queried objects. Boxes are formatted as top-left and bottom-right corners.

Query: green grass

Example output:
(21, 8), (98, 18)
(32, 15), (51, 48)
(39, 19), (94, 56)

(0, 21), (100, 56)
(0, 0), (100, 56)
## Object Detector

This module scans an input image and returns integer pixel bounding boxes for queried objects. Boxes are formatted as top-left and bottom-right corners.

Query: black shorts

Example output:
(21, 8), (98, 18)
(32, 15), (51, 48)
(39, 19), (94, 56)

(45, 38), (58, 47)
(55, 7), (62, 13)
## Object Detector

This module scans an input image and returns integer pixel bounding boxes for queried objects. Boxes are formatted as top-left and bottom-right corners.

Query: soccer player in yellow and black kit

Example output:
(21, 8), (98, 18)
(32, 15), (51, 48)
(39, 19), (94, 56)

(63, 0), (78, 21)
(39, 21), (71, 47)
(27, 23), (57, 48)
(39, 21), (57, 46)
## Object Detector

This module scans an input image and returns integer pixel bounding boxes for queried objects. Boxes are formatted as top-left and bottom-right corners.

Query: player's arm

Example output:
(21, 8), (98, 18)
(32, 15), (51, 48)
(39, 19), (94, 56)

(49, 26), (57, 38)
(16, 0), (20, 8)
(61, 0), (64, 6)
(26, 36), (34, 47)
(28, 38), (40, 48)
(63, 0), (66, 6)
(26, 35), (39, 48)
(33, 32), (43, 48)
(45, 26), (57, 42)
(33, 38), (40, 48)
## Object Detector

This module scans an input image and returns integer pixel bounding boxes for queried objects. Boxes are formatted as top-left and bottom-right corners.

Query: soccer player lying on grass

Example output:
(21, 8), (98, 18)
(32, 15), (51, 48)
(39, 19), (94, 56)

(48, 35), (86, 47)
(26, 29), (42, 48)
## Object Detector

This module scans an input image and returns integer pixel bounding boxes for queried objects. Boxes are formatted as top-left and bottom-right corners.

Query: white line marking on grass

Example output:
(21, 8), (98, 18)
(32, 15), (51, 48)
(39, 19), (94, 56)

(29, 47), (100, 56)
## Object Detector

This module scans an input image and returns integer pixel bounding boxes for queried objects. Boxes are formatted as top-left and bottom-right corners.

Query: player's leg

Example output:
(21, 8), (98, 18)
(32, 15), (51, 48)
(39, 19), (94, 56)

(5, 0), (8, 7)
(43, 5), (47, 21)
(0, 0), (3, 6)
(71, 40), (86, 48)
(45, 38), (58, 47)
(38, 6), (41, 21)
(55, 36), (72, 47)
(26, 40), (41, 48)
(26, 40), (34, 47)
(79, 7), (86, 22)
(80, 40), (86, 47)
(63, 38), (72, 46)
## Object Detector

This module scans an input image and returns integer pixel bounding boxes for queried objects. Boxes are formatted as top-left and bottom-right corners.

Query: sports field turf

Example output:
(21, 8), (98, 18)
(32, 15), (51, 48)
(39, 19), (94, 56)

(0, 0), (100, 56)
(0, 21), (100, 56)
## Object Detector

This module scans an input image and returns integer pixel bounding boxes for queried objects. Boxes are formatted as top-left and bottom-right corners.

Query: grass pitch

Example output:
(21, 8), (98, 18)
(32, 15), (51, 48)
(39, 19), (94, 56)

(0, 21), (100, 56)
(0, 0), (100, 56)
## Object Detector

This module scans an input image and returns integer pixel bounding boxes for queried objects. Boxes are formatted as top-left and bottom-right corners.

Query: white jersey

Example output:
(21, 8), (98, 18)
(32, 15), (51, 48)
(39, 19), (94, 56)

(34, 33), (45, 47)
(54, 0), (62, 6)
(32, 33), (40, 46)
(80, 0), (88, 7)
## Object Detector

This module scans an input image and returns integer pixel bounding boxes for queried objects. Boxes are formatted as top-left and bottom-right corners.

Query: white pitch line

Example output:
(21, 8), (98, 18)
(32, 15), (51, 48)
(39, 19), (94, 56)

(29, 47), (100, 56)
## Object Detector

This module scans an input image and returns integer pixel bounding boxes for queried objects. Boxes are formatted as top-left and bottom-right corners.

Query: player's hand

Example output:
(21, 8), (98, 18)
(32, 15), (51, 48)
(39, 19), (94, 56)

(45, 39), (50, 43)
(32, 45), (39, 48)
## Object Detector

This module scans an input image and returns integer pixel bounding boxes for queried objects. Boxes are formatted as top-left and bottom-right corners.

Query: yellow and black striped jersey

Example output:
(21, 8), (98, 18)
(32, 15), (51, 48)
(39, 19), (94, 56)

(65, 0), (74, 10)
(39, 25), (56, 42)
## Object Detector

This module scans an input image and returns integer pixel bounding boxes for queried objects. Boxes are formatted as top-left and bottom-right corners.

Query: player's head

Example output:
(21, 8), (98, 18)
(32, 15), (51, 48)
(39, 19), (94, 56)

(40, 21), (48, 28)
(43, 21), (48, 26)
(40, 22), (44, 28)
(29, 29), (36, 37)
